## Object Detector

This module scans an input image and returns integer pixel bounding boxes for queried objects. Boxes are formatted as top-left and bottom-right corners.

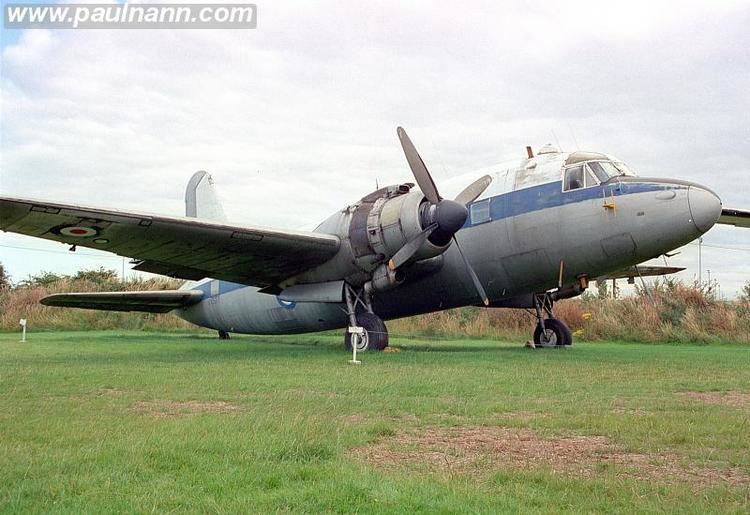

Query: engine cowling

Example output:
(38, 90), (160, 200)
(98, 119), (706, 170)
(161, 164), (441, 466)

(347, 185), (449, 282)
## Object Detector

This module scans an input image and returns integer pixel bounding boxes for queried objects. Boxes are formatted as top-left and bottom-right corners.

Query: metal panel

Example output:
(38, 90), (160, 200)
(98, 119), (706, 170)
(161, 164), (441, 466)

(0, 196), (341, 288)
(279, 281), (345, 303)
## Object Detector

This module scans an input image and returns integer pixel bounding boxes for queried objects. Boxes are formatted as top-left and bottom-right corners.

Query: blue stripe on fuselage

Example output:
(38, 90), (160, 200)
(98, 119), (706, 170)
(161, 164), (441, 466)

(465, 180), (683, 227)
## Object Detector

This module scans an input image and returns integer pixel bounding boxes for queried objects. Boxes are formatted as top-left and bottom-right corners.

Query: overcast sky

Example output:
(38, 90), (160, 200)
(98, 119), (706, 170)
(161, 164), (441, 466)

(1, 0), (748, 296)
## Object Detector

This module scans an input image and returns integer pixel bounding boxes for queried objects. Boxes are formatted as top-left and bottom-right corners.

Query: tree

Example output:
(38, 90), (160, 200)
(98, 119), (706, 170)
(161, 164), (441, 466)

(22, 271), (66, 288)
(72, 267), (119, 286)
(596, 280), (610, 300)
(0, 262), (10, 290)
(741, 281), (750, 303)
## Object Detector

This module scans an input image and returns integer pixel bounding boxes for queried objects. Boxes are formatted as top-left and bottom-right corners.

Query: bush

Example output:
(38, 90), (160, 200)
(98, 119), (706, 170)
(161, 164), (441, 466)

(2, 269), (747, 343)
(390, 279), (750, 344)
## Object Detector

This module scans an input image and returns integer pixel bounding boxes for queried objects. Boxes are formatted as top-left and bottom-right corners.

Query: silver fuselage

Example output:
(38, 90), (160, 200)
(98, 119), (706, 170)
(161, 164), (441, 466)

(177, 151), (721, 334)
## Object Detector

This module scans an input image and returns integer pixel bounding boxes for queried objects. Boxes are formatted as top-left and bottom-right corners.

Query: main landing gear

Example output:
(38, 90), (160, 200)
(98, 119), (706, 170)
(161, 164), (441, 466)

(343, 284), (389, 352)
(532, 292), (572, 348)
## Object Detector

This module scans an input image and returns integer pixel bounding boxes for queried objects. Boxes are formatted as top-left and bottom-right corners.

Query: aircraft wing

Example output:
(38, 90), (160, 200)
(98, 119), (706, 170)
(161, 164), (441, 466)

(0, 196), (340, 288)
(41, 290), (203, 313)
(596, 265), (685, 282)
(718, 208), (750, 228)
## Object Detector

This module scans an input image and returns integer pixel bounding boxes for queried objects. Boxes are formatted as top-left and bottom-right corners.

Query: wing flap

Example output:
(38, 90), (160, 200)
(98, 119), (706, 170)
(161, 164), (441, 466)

(0, 196), (341, 287)
(40, 290), (204, 313)
(718, 208), (750, 228)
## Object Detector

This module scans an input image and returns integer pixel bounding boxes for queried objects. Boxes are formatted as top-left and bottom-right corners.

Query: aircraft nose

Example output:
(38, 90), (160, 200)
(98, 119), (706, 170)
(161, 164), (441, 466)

(688, 185), (722, 233)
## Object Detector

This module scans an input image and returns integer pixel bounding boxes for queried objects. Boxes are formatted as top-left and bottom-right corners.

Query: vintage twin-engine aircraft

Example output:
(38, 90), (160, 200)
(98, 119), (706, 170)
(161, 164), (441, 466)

(1, 127), (748, 350)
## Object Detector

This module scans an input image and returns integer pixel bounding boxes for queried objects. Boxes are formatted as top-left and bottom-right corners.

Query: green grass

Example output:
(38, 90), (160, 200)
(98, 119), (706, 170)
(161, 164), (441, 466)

(1, 331), (749, 513)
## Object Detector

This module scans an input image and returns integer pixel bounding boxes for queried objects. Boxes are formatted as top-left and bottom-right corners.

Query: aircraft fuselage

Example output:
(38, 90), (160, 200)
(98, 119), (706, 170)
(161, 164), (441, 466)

(177, 149), (721, 335)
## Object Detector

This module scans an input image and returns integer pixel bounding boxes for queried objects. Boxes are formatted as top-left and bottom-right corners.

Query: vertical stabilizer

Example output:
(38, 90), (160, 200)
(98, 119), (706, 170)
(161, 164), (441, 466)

(185, 171), (227, 222)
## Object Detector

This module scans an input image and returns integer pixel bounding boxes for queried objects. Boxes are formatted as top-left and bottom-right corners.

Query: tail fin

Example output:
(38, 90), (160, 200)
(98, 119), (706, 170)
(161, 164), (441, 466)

(185, 171), (227, 222)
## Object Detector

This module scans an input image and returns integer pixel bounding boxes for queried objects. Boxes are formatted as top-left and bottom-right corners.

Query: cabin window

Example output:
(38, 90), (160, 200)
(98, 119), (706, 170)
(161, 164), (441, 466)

(470, 199), (491, 224)
(563, 166), (584, 191)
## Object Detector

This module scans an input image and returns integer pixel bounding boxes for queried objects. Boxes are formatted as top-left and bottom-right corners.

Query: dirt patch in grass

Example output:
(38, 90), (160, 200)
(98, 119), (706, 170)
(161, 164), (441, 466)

(682, 391), (750, 409)
(133, 400), (239, 418)
(351, 426), (750, 487)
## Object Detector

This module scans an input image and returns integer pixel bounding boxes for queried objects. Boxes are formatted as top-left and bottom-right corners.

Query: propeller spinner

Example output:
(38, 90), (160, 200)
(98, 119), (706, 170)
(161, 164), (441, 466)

(390, 127), (490, 306)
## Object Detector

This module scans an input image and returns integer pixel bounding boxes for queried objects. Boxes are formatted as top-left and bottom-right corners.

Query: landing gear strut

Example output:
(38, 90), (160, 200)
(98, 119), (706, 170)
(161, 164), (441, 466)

(343, 283), (389, 352)
(218, 330), (230, 340)
(532, 293), (572, 347)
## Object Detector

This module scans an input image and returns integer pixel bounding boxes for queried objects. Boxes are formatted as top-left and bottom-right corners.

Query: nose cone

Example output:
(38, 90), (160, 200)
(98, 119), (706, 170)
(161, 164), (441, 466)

(688, 185), (722, 233)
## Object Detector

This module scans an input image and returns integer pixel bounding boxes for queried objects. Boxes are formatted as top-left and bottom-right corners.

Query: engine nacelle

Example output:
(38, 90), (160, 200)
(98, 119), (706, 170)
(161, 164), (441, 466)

(369, 263), (405, 293)
(348, 185), (448, 273)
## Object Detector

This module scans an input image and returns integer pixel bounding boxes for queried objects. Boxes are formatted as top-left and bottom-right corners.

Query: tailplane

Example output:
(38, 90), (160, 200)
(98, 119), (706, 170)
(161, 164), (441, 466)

(185, 170), (227, 222)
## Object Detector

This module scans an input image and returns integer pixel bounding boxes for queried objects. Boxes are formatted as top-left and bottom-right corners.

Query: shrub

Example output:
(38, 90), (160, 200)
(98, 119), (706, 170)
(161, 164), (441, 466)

(391, 279), (750, 344)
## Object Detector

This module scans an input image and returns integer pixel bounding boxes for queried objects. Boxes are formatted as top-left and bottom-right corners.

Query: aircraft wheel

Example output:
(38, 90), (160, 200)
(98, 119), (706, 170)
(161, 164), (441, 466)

(344, 312), (389, 352)
(218, 330), (230, 340)
(533, 318), (571, 347)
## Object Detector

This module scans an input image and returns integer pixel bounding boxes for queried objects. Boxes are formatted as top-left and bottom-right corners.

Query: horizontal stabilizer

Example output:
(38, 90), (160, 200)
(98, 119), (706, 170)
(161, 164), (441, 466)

(718, 208), (750, 228)
(596, 265), (685, 282)
(40, 290), (203, 313)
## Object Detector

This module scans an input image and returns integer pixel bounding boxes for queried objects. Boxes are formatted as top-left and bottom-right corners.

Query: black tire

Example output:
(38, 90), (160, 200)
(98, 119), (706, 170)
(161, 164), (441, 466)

(533, 318), (572, 347)
(559, 319), (573, 346)
(218, 330), (231, 340)
(344, 312), (389, 352)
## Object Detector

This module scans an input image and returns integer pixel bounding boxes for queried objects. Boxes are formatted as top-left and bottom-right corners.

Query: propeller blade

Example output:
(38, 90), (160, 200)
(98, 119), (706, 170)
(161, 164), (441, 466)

(388, 223), (438, 270)
(455, 174), (493, 206)
(397, 127), (441, 204)
(453, 236), (489, 306)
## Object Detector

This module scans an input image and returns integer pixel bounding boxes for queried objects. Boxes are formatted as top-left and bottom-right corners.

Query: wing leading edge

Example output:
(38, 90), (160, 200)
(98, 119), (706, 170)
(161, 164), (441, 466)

(0, 196), (340, 288)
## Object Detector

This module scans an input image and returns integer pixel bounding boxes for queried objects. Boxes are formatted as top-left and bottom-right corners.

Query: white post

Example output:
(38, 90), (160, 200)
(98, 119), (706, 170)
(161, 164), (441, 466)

(19, 319), (27, 343)
(348, 326), (363, 365)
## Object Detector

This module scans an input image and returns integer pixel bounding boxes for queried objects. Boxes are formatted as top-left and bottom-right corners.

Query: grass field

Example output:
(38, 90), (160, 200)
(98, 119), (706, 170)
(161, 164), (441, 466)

(1, 331), (749, 513)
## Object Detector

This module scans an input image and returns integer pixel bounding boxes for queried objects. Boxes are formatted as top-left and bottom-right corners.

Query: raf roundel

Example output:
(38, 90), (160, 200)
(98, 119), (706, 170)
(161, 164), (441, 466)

(276, 297), (297, 310)
(59, 226), (99, 238)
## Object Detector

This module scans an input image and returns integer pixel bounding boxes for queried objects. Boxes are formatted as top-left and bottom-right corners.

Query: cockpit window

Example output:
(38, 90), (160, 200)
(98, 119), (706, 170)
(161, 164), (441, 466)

(587, 161), (620, 182)
(563, 165), (584, 191)
(584, 166), (599, 187)
(613, 162), (635, 176)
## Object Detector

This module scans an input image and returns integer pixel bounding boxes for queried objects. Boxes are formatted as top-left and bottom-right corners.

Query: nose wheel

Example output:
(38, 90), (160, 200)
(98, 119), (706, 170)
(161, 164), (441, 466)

(532, 293), (572, 347)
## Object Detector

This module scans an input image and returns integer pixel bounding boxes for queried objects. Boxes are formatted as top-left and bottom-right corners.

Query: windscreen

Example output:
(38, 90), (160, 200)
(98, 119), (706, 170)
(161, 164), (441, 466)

(587, 161), (634, 182)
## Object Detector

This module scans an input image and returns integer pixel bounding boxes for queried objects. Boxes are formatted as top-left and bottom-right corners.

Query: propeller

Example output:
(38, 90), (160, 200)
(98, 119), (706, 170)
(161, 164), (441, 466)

(391, 127), (490, 306)
(455, 174), (493, 206)
(397, 127), (441, 203)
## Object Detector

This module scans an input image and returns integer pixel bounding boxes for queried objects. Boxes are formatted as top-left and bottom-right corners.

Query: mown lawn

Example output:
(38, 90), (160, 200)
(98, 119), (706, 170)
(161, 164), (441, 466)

(0, 331), (748, 513)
